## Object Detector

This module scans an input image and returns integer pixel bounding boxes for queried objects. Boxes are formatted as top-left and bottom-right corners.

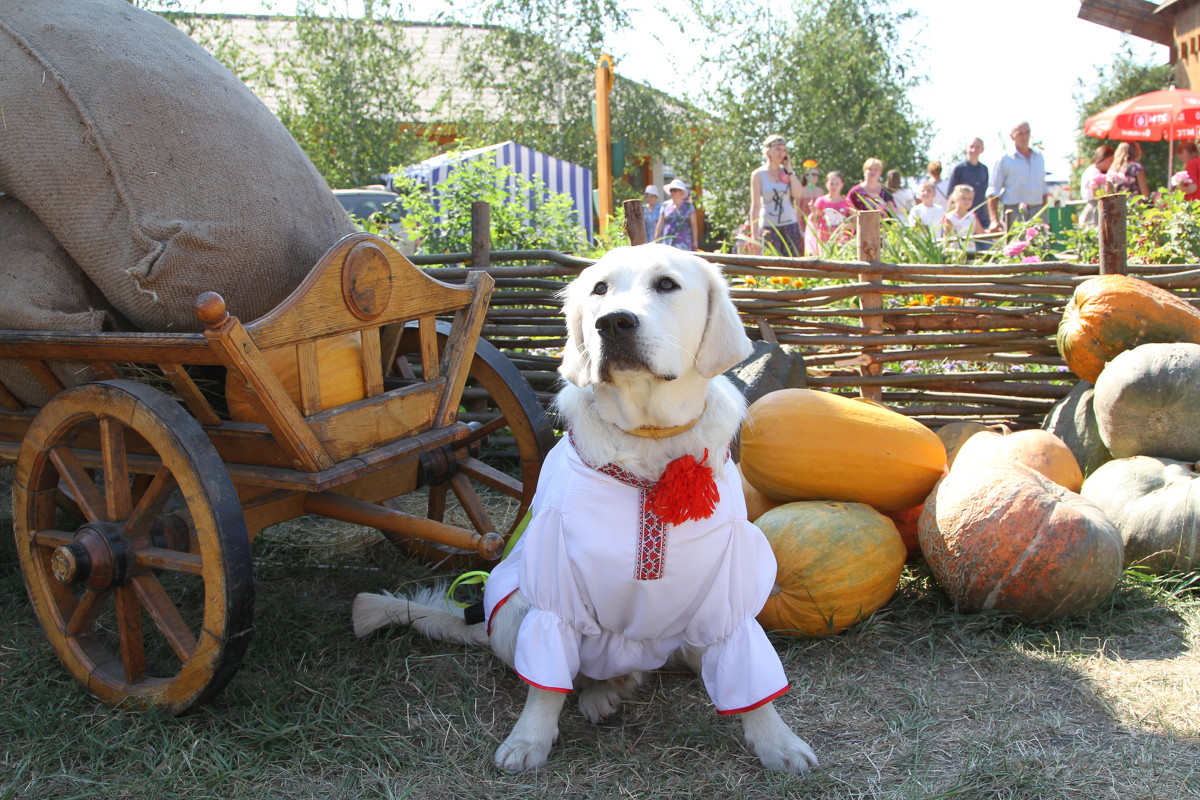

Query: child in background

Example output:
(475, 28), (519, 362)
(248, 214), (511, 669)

(907, 181), (944, 231)
(804, 171), (856, 255)
(942, 184), (986, 254)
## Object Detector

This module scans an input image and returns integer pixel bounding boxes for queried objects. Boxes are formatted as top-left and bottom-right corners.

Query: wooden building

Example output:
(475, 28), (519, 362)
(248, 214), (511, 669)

(1079, 0), (1200, 88)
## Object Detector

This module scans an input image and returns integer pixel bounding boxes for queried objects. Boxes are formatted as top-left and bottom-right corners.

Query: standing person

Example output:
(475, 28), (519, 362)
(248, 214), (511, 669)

(986, 121), (1049, 231)
(1106, 142), (1148, 197)
(805, 170), (856, 255)
(749, 134), (804, 256)
(947, 137), (990, 229)
(798, 161), (824, 239)
(642, 185), (662, 243)
(1078, 145), (1115, 227)
(887, 169), (916, 217)
(926, 161), (949, 206)
(847, 157), (898, 217)
(943, 184), (987, 254)
(1175, 141), (1200, 201)
(907, 181), (945, 231)
(654, 178), (699, 251)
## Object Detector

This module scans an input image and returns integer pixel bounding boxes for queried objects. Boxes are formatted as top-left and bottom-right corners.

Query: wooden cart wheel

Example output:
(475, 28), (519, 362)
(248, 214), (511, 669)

(12, 379), (253, 713)
(389, 323), (555, 566)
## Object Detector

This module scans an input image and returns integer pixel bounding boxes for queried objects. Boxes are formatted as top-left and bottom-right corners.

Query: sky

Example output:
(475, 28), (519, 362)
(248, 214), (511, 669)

(164, 0), (1170, 180)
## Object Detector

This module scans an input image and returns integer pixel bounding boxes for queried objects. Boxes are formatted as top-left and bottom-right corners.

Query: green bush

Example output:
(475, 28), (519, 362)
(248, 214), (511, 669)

(389, 156), (587, 254)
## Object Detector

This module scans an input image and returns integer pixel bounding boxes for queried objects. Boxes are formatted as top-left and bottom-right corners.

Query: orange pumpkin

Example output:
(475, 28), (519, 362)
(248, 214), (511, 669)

(918, 462), (1122, 621)
(226, 332), (366, 422)
(740, 389), (946, 511)
(737, 463), (784, 522)
(884, 503), (923, 560)
(937, 421), (1009, 467)
(1057, 274), (1200, 383)
(951, 428), (1083, 492)
(756, 501), (906, 636)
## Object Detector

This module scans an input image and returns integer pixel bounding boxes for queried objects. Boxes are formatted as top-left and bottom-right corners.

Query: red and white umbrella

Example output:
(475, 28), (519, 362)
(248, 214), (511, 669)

(1084, 88), (1200, 176)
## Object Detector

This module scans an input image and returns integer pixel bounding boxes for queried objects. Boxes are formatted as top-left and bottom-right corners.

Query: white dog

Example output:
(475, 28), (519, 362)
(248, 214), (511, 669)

(353, 244), (817, 773)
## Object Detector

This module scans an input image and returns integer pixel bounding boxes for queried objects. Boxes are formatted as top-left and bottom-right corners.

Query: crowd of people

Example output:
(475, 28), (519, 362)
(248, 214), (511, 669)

(638, 119), (1200, 258)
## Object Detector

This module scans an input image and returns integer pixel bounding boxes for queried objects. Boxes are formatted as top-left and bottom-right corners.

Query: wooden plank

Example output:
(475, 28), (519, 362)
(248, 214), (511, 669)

(307, 381), (442, 463)
(159, 363), (222, 427)
(295, 340), (323, 416)
(360, 328), (384, 398)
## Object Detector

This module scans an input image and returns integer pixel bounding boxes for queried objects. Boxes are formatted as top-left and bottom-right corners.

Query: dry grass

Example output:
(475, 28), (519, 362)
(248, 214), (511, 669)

(2, 465), (1198, 799)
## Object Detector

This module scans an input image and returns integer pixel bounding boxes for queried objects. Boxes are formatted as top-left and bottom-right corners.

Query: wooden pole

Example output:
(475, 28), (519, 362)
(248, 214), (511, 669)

(471, 201), (491, 271)
(595, 54), (615, 233)
(1097, 193), (1127, 276)
(856, 210), (884, 401)
(623, 199), (646, 245)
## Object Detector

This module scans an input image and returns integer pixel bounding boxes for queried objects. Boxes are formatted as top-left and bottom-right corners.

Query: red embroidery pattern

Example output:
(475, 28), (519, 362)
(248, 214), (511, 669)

(595, 461), (668, 581)
(568, 430), (726, 582)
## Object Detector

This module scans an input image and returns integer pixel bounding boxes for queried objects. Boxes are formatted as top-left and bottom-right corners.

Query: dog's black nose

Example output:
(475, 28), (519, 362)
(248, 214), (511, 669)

(596, 311), (638, 339)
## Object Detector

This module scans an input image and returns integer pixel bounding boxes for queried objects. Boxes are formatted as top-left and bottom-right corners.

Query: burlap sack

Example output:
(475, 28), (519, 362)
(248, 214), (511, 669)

(0, 196), (118, 406)
(0, 0), (355, 332)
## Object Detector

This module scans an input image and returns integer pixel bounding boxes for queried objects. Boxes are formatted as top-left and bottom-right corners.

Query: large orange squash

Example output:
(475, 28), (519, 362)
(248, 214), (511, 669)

(740, 388), (946, 511)
(918, 462), (1122, 621)
(1057, 274), (1200, 383)
(226, 332), (366, 422)
(756, 501), (906, 636)
(951, 428), (1083, 492)
(737, 463), (784, 523)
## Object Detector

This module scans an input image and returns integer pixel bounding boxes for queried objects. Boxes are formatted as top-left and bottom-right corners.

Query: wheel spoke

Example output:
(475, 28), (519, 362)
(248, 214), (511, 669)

(448, 471), (496, 534)
(66, 588), (110, 637)
(125, 467), (178, 539)
(131, 574), (197, 663)
(114, 585), (146, 684)
(48, 446), (105, 523)
(31, 529), (75, 549)
(456, 455), (524, 499)
(99, 417), (133, 522)
(428, 483), (448, 522)
(134, 547), (202, 575)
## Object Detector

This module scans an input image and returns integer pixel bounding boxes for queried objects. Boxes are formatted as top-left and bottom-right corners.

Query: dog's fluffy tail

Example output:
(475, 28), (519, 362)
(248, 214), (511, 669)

(352, 585), (489, 646)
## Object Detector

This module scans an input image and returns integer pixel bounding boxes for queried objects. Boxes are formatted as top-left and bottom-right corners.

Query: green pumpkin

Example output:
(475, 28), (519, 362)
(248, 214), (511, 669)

(1093, 342), (1200, 461)
(1041, 381), (1112, 477)
(1081, 456), (1200, 573)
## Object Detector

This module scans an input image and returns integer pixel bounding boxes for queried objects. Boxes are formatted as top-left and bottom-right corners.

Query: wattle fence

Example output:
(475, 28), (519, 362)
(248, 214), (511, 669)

(415, 196), (1200, 431)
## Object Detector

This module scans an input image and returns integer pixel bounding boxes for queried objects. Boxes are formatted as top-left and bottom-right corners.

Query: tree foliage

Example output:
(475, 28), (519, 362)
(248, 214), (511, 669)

(1074, 45), (1174, 192)
(448, 0), (686, 183)
(681, 0), (931, 246)
(268, 2), (437, 188)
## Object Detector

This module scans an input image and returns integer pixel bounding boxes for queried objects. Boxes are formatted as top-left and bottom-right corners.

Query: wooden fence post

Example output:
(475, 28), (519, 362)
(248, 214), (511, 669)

(856, 210), (884, 402)
(1098, 193), (1128, 275)
(471, 201), (491, 271)
(623, 199), (646, 245)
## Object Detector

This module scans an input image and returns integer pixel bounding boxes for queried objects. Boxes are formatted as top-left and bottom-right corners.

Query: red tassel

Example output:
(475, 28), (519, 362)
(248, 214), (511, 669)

(650, 449), (719, 525)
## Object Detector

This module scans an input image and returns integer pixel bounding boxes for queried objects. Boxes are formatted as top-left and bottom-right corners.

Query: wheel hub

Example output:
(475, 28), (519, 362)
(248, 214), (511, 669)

(50, 521), (134, 590)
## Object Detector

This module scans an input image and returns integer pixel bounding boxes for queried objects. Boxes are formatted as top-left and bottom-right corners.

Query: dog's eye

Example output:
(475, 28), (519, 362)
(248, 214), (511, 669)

(655, 276), (679, 292)
(592, 281), (608, 295)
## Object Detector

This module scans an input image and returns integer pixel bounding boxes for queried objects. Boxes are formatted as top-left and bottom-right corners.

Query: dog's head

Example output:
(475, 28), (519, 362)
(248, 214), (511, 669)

(559, 244), (752, 387)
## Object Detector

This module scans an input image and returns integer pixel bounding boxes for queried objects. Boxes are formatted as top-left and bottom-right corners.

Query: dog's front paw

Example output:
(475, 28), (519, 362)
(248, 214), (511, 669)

(748, 730), (819, 774)
(578, 673), (643, 724)
(740, 702), (819, 774)
(494, 732), (554, 772)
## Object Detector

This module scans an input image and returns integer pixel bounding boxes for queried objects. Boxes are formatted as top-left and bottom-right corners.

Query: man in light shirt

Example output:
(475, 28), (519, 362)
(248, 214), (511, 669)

(986, 121), (1048, 231)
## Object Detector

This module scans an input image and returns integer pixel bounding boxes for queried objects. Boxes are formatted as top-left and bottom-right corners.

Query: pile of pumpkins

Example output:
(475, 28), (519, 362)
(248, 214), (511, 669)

(739, 273), (1200, 637)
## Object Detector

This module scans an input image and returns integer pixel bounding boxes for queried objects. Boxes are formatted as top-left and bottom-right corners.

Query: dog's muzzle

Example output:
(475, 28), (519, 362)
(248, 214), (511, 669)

(595, 310), (651, 380)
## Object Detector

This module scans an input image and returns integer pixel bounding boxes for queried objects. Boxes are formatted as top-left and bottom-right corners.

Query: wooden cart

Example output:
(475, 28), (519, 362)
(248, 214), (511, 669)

(0, 233), (554, 713)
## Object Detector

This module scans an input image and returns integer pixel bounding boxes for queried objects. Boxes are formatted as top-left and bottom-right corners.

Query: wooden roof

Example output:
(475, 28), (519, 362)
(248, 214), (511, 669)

(1077, 0), (1174, 45)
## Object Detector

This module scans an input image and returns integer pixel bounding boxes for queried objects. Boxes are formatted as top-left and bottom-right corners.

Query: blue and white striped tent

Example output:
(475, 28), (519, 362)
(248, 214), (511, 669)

(400, 141), (594, 241)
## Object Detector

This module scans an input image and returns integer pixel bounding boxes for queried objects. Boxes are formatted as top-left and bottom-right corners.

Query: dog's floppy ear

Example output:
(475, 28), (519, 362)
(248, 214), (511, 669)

(558, 282), (593, 386)
(695, 260), (753, 378)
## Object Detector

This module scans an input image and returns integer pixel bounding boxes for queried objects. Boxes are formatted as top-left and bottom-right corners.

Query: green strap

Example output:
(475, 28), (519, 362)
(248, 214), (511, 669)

(444, 510), (532, 607)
